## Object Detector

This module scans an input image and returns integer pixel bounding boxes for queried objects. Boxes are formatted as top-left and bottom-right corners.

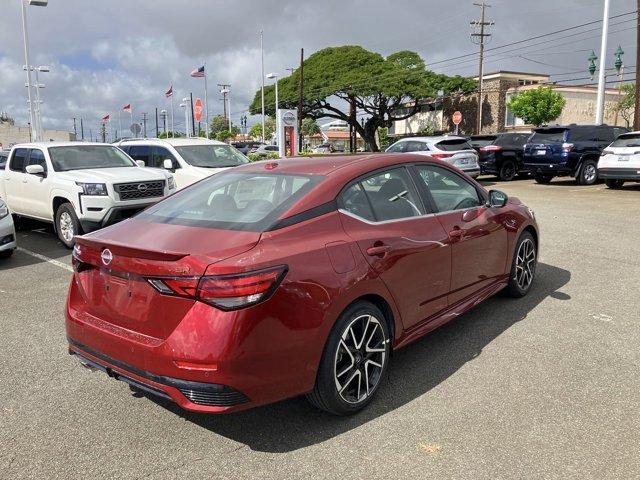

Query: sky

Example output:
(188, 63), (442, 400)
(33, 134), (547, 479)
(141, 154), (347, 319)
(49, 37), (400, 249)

(0, 0), (637, 137)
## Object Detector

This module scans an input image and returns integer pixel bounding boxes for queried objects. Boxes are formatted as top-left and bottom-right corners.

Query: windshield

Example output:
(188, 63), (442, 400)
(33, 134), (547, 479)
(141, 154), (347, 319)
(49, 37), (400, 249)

(49, 145), (135, 171)
(610, 134), (640, 148)
(138, 171), (324, 231)
(530, 129), (567, 143)
(470, 136), (497, 147)
(174, 144), (249, 168)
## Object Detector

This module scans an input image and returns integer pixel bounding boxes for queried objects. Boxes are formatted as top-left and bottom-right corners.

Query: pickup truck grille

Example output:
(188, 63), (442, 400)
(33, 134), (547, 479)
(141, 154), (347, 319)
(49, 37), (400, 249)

(114, 180), (165, 201)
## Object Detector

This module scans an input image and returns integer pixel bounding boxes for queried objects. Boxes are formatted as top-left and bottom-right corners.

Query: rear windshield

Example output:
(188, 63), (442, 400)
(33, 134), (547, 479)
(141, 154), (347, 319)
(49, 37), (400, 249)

(469, 136), (497, 147)
(436, 139), (474, 151)
(530, 129), (567, 143)
(494, 133), (531, 146)
(610, 134), (640, 148)
(49, 146), (136, 171)
(174, 145), (249, 168)
(138, 171), (324, 231)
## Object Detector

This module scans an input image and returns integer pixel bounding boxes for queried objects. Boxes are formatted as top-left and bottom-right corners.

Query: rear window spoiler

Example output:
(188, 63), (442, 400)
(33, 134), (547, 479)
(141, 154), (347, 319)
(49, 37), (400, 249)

(74, 236), (188, 261)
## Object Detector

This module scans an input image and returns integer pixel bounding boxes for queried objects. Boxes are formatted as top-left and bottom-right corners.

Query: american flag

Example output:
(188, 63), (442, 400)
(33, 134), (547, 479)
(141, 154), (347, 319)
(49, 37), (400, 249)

(165, 85), (173, 98)
(122, 104), (132, 113)
(101, 114), (110, 122)
(190, 66), (205, 78)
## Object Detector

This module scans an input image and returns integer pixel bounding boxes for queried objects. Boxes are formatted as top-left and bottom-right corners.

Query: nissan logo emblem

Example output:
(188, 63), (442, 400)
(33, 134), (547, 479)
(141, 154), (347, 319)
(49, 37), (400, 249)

(101, 249), (113, 266)
(137, 183), (148, 192)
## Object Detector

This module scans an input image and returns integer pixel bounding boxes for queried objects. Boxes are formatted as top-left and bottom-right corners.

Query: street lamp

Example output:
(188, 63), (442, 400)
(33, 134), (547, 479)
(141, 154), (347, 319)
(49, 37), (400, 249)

(181, 97), (191, 138)
(220, 87), (232, 132)
(21, 0), (48, 142)
(266, 73), (280, 153)
(588, 50), (598, 80)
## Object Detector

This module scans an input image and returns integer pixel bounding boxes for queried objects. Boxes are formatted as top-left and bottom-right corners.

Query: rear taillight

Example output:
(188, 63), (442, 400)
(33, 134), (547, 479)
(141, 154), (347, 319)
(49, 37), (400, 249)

(146, 265), (288, 311)
(431, 153), (454, 160)
(562, 143), (574, 153)
(479, 145), (502, 152)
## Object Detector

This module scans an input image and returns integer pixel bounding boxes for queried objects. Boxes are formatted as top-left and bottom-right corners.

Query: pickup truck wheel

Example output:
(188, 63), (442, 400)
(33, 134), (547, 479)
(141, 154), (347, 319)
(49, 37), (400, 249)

(534, 174), (553, 184)
(578, 159), (598, 185)
(55, 203), (81, 249)
(498, 160), (517, 181)
(605, 179), (624, 189)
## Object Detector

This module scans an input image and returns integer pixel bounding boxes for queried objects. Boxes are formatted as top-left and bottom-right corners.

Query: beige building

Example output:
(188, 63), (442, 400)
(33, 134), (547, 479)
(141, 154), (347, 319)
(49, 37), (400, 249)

(0, 120), (75, 150)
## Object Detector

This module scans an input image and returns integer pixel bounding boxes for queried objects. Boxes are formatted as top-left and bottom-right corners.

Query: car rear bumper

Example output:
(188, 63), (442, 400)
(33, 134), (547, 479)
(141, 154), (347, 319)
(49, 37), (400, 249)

(597, 168), (640, 181)
(523, 162), (572, 176)
(0, 215), (17, 252)
(462, 168), (481, 178)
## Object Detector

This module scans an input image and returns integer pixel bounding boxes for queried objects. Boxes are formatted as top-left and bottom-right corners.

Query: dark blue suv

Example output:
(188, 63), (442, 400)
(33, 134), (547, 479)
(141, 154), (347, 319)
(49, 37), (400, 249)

(523, 125), (627, 185)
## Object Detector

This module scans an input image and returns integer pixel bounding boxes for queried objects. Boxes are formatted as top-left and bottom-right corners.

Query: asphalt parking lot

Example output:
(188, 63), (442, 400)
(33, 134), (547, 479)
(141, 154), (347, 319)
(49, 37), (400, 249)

(1, 178), (639, 479)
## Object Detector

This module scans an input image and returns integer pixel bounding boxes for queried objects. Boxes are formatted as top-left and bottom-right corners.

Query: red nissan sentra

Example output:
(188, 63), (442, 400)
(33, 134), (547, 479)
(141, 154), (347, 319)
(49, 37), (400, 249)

(66, 154), (539, 415)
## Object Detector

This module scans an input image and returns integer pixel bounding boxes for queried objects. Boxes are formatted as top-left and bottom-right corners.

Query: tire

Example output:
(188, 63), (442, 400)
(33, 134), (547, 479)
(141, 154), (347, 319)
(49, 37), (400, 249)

(605, 179), (624, 189)
(0, 249), (14, 259)
(578, 159), (598, 185)
(505, 231), (537, 298)
(306, 301), (390, 415)
(534, 174), (553, 184)
(498, 160), (517, 181)
(55, 203), (81, 249)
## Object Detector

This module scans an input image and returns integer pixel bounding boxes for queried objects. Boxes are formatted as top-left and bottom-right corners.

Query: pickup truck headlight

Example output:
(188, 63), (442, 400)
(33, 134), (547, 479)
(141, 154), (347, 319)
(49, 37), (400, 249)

(0, 199), (9, 219)
(167, 176), (176, 190)
(76, 182), (108, 196)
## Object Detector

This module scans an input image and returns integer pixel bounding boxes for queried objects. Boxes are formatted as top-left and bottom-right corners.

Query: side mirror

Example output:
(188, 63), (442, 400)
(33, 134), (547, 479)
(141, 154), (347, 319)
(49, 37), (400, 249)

(135, 160), (146, 167)
(25, 164), (45, 176)
(163, 159), (174, 170)
(488, 189), (508, 208)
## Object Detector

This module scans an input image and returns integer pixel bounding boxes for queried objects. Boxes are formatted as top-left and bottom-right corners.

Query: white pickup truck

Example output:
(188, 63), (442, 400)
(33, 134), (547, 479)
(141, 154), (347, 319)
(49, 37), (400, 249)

(0, 142), (176, 248)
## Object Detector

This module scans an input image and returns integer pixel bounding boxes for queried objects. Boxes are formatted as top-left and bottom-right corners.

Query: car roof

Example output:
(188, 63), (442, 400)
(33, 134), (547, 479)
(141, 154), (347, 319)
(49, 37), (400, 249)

(395, 135), (467, 143)
(118, 137), (227, 147)
(10, 141), (113, 149)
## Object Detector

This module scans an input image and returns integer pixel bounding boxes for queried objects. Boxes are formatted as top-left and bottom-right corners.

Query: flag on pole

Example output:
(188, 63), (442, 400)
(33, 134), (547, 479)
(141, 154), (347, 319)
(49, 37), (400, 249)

(122, 104), (132, 113)
(190, 66), (205, 78)
(165, 85), (173, 98)
(101, 114), (110, 122)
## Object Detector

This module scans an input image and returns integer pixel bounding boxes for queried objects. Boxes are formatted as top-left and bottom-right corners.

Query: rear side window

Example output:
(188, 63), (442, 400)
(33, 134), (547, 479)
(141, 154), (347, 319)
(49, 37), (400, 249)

(436, 139), (473, 151)
(386, 142), (406, 153)
(10, 148), (28, 171)
(530, 129), (567, 143)
(139, 172), (323, 231)
(610, 134), (640, 148)
(403, 141), (430, 152)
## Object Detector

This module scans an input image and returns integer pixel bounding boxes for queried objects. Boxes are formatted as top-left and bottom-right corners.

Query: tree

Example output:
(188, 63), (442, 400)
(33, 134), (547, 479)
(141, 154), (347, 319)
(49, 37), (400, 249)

(249, 46), (476, 151)
(301, 117), (321, 137)
(249, 116), (276, 141)
(615, 83), (635, 127)
(209, 115), (229, 139)
(215, 130), (233, 143)
(507, 87), (566, 127)
(157, 131), (184, 138)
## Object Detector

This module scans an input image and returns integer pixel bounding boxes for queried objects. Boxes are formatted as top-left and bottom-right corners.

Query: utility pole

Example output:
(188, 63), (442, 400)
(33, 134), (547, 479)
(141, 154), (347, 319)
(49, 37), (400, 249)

(100, 123), (106, 143)
(80, 118), (84, 140)
(141, 112), (148, 138)
(298, 48), (304, 153)
(471, 2), (493, 135)
(155, 107), (159, 138)
(190, 92), (196, 136)
(634, 0), (640, 129)
(72, 117), (77, 139)
(160, 110), (167, 135)
(349, 96), (356, 153)
(595, 0), (611, 125)
(218, 84), (231, 121)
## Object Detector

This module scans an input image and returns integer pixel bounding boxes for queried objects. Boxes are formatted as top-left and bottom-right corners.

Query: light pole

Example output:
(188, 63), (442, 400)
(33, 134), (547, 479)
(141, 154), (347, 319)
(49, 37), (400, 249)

(220, 87), (232, 132)
(181, 98), (190, 138)
(160, 109), (167, 135)
(33, 65), (48, 140)
(595, 0), (611, 125)
(21, 0), (49, 141)
(266, 73), (280, 154)
(613, 45), (624, 126)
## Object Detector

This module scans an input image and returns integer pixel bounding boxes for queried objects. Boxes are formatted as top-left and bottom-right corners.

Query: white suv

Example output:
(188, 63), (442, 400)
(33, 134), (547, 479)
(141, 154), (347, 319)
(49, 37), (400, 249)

(598, 131), (640, 189)
(117, 138), (249, 190)
(386, 136), (480, 178)
(0, 142), (176, 248)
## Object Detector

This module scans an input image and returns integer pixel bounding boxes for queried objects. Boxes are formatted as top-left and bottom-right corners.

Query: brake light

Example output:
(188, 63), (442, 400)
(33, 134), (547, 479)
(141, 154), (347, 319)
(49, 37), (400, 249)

(146, 265), (288, 311)
(479, 145), (502, 152)
(562, 143), (574, 153)
(431, 153), (454, 160)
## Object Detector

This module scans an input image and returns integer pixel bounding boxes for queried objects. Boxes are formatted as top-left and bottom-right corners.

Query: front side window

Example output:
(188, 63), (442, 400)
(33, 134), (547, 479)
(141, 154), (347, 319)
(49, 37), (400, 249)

(174, 145), (249, 168)
(341, 168), (425, 222)
(152, 147), (178, 169)
(139, 172), (323, 231)
(48, 146), (136, 171)
(28, 149), (47, 171)
(127, 145), (152, 165)
(415, 165), (482, 212)
(10, 148), (28, 171)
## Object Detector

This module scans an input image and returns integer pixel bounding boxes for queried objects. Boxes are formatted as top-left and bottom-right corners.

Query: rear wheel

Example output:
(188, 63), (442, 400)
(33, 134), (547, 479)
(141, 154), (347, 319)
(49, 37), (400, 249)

(605, 179), (624, 189)
(578, 159), (598, 185)
(55, 203), (81, 249)
(506, 232), (537, 298)
(307, 301), (390, 415)
(498, 160), (517, 181)
(534, 174), (553, 184)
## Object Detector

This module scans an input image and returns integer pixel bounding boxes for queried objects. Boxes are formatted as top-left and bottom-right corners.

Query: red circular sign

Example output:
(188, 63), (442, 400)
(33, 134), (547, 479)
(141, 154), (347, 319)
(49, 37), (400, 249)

(452, 111), (463, 125)
(194, 98), (203, 122)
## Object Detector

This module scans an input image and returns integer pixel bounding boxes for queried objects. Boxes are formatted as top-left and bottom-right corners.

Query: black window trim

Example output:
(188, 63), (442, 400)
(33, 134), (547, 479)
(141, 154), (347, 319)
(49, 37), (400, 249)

(9, 148), (29, 172)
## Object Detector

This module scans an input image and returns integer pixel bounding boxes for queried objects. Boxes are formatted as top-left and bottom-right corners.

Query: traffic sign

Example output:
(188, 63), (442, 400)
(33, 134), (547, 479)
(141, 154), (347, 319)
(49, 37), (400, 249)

(194, 98), (203, 122)
(452, 111), (463, 125)
(130, 123), (141, 135)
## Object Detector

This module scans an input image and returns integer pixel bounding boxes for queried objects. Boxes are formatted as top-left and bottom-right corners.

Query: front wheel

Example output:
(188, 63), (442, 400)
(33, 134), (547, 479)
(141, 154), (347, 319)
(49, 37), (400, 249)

(578, 159), (598, 185)
(306, 301), (390, 415)
(55, 203), (82, 249)
(506, 232), (537, 298)
(0, 249), (14, 259)
(605, 179), (624, 189)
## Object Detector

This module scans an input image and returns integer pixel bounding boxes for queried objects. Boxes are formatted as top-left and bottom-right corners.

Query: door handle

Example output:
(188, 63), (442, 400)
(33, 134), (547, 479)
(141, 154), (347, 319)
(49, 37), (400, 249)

(366, 244), (392, 257)
(449, 227), (465, 240)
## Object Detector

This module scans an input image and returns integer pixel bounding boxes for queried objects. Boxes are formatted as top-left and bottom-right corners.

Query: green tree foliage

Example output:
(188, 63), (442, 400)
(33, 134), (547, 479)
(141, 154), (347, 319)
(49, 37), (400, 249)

(301, 117), (321, 137)
(507, 87), (566, 127)
(249, 117), (276, 141)
(157, 131), (184, 138)
(249, 46), (476, 151)
(615, 83), (635, 127)
(209, 115), (230, 138)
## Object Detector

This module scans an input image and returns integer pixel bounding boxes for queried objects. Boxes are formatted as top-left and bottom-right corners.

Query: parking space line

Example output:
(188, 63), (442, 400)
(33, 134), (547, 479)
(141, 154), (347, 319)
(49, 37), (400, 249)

(17, 247), (73, 273)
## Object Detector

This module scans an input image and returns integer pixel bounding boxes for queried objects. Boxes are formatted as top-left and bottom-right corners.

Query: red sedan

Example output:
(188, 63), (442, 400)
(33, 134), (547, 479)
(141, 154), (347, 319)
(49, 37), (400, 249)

(66, 154), (539, 415)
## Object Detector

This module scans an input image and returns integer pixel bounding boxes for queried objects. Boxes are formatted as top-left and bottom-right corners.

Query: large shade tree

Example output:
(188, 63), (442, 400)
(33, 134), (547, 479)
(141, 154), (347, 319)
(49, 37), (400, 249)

(250, 46), (476, 151)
